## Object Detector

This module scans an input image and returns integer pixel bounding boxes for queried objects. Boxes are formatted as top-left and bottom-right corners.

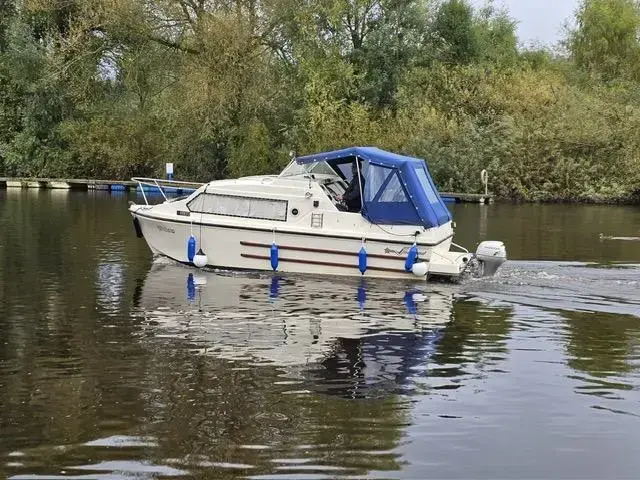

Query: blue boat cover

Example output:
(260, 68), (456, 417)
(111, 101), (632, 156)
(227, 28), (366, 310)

(296, 147), (452, 229)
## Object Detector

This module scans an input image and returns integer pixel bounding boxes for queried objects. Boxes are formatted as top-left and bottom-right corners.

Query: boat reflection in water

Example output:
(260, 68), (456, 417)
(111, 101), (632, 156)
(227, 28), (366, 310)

(135, 260), (458, 398)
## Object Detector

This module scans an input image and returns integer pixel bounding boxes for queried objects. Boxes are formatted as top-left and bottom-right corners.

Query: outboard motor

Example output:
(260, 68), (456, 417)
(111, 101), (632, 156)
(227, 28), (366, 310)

(475, 241), (507, 276)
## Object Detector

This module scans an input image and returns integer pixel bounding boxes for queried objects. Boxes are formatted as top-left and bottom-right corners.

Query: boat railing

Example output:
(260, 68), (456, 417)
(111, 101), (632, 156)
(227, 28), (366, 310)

(131, 177), (205, 205)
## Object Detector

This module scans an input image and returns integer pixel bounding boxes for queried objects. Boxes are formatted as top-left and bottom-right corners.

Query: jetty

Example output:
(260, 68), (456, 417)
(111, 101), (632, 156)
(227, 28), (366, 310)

(0, 177), (137, 191)
(0, 177), (494, 203)
(440, 192), (494, 204)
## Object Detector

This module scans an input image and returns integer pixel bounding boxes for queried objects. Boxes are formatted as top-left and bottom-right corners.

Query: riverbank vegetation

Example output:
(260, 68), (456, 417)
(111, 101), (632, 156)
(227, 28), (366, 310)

(1, 0), (639, 202)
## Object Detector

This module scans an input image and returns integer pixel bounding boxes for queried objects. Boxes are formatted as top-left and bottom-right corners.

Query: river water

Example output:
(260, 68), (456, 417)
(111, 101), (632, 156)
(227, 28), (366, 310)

(1, 189), (639, 479)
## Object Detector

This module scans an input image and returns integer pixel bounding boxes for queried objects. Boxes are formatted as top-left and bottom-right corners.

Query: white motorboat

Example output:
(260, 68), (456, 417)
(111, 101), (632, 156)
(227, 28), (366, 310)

(129, 147), (506, 280)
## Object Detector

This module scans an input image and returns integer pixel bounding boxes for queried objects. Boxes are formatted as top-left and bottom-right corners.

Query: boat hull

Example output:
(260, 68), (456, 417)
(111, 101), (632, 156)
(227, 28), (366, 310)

(132, 210), (458, 279)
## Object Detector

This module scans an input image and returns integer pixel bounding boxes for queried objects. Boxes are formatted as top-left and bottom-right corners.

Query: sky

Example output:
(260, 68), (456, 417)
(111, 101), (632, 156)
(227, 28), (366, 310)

(470, 0), (579, 46)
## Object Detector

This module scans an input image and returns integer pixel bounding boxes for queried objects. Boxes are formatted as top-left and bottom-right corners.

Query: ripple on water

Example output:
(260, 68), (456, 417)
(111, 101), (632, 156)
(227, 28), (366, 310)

(469, 261), (640, 317)
(9, 461), (187, 480)
(83, 435), (159, 448)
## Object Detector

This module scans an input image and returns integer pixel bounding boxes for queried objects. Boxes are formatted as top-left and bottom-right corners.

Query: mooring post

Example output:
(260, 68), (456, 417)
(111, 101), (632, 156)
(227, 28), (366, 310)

(481, 169), (489, 196)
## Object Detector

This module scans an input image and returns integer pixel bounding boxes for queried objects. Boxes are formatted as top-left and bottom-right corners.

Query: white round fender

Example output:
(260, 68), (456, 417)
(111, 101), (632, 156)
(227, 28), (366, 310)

(411, 262), (429, 277)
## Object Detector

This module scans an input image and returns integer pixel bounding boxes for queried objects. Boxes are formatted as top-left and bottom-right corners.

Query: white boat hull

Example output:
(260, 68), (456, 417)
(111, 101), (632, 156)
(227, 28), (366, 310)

(132, 208), (466, 279)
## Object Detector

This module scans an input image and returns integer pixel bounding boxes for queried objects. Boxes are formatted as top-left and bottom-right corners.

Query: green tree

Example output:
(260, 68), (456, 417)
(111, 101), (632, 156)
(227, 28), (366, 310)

(0, 15), (70, 176)
(569, 0), (640, 81)
(473, 1), (518, 66)
(271, 0), (431, 108)
(431, 0), (478, 64)
(429, 0), (518, 66)
(355, 0), (430, 107)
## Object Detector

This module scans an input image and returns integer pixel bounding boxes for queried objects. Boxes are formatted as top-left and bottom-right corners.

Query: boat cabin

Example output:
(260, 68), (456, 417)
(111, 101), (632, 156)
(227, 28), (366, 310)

(177, 147), (452, 234)
(282, 147), (452, 229)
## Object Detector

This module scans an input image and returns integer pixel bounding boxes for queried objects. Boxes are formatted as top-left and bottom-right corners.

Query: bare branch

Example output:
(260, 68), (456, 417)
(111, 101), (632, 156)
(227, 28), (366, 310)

(148, 34), (200, 54)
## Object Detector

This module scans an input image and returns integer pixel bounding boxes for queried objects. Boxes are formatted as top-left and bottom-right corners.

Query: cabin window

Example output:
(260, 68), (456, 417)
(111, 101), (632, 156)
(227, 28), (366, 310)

(188, 193), (288, 221)
(378, 172), (409, 202)
(361, 163), (422, 225)
(364, 164), (393, 202)
(415, 166), (450, 221)
(365, 164), (411, 204)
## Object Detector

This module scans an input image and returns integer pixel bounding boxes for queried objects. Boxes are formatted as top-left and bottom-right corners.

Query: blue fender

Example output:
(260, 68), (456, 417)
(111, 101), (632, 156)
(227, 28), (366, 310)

(358, 246), (367, 274)
(270, 242), (279, 271)
(187, 235), (196, 263)
(404, 244), (418, 271)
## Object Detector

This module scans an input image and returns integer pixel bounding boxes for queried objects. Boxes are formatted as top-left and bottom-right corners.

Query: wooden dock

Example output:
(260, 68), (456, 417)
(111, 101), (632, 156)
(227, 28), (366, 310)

(0, 177), (494, 203)
(440, 192), (494, 204)
(0, 177), (138, 191)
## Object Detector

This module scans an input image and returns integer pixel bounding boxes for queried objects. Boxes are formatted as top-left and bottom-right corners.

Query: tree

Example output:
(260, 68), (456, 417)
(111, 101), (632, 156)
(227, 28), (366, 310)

(431, 0), (477, 64)
(269, 0), (430, 108)
(355, 0), (430, 107)
(568, 0), (640, 81)
(473, 1), (518, 66)
(429, 0), (518, 67)
(0, 7), (74, 177)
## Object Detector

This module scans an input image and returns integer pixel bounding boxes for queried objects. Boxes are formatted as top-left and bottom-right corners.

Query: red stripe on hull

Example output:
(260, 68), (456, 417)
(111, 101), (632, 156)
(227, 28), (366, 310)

(240, 241), (407, 261)
(240, 253), (407, 273)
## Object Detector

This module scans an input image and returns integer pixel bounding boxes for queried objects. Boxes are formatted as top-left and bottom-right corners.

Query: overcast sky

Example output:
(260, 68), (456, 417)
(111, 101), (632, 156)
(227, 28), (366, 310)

(470, 0), (579, 46)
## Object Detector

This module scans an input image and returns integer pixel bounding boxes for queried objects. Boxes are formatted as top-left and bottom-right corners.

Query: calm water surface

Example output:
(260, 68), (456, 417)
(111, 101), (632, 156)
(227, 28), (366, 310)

(1, 190), (639, 479)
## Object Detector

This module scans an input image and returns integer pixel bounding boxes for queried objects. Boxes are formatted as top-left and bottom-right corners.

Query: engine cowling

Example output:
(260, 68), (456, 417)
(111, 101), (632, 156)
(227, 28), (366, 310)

(475, 241), (507, 276)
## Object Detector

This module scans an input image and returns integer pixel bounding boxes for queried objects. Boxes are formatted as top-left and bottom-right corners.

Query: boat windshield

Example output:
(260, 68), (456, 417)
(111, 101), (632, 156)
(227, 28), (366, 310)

(279, 160), (339, 178)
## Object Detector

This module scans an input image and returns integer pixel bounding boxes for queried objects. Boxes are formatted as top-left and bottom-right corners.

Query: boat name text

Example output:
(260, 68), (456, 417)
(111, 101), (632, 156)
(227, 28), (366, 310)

(157, 225), (176, 234)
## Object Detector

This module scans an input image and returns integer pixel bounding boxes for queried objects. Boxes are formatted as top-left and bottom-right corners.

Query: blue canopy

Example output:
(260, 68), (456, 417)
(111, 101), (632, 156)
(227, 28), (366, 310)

(296, 147), (452, 229)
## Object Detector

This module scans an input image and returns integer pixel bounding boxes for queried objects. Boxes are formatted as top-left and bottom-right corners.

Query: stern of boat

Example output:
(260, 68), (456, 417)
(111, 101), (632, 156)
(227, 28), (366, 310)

(416, 240), (507, 281)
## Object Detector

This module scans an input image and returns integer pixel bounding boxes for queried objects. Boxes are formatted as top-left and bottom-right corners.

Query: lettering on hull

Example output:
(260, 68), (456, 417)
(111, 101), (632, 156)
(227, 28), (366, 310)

(157, 224), (175, 234)
(384, 246), (428, 256)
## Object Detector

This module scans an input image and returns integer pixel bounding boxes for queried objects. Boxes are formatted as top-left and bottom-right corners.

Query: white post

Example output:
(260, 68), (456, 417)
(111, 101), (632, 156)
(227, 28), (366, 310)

(480, 169), (488, 196)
